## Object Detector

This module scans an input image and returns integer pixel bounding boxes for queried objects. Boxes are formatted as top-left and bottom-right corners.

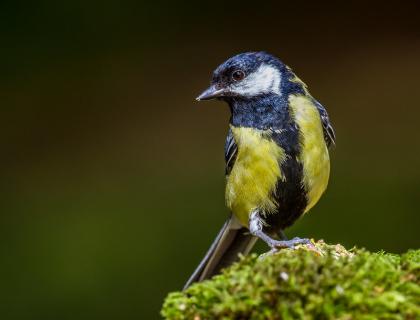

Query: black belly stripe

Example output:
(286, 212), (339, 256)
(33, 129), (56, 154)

(263, 125), (308, 231)
(265, 155), (307, 231)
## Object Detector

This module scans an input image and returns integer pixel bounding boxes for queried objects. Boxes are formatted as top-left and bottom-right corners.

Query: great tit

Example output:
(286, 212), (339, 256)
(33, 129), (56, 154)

(184, 52), (335, 289)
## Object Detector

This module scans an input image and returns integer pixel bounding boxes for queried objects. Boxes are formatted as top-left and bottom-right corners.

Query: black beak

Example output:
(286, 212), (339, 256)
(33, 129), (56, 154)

(196, 85), (225, 101)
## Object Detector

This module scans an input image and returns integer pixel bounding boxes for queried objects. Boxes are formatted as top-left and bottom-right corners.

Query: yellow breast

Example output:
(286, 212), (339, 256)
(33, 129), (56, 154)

(289, 95), (330, 213)
(225, 126), (285, 226)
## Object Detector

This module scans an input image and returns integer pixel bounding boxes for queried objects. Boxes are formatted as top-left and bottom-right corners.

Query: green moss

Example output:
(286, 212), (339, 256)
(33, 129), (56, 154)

(161, 241), (420, 320)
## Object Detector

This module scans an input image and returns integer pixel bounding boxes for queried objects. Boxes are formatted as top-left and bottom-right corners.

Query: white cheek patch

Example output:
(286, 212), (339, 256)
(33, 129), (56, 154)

(231, 64), (281, 97)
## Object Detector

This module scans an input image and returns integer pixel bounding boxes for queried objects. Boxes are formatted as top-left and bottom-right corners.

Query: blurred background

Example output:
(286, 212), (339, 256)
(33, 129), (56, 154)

(1, 0), (419, 319)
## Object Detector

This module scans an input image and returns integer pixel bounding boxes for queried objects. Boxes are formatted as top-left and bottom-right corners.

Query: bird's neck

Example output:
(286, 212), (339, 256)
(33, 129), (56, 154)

(227, 70), (307, 130)
(228, 94), (289, 130)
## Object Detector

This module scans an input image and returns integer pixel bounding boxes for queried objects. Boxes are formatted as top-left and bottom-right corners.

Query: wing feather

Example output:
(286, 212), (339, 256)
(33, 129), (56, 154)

(224, 129), (238, 175)
(314, 101), (336, 147)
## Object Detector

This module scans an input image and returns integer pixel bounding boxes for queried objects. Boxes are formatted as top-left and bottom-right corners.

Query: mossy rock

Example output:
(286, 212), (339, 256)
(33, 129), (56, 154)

(162, 241), (420, 320)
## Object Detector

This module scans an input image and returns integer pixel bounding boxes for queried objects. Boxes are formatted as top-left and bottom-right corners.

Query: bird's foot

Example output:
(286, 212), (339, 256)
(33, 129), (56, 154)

(267, 237), (312, 250)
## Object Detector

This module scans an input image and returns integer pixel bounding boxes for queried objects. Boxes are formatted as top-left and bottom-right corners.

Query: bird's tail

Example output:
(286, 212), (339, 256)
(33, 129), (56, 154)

(183, 215), (257, 290)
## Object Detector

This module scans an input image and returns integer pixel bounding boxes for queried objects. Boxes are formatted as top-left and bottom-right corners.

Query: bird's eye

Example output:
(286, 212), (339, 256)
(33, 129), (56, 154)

(232, 70), (245, 81)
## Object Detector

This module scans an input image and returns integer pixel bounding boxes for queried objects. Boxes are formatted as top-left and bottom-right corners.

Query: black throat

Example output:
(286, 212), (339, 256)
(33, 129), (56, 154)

(227, 94), (290, 130)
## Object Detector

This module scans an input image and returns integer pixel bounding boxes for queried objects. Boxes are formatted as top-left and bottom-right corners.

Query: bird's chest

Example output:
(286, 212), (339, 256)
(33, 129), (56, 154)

(225, 126), (285, 226)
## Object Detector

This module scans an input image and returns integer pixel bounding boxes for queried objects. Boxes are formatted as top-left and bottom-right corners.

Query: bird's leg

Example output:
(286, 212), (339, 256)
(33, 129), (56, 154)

(249, 211), (311, 249)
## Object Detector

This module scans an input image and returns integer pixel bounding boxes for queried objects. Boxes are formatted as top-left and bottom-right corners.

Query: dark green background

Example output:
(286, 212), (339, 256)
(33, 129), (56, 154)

(1, 1), (419, 319)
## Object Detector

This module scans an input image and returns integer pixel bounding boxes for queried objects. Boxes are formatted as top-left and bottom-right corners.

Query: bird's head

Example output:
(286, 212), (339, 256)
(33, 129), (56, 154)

(196, 52), (285, 102)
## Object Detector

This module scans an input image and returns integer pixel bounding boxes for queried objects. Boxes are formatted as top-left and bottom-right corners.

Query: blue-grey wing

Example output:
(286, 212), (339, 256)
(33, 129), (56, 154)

(224, 129), (238, 175)
(314, 101), (336, 147)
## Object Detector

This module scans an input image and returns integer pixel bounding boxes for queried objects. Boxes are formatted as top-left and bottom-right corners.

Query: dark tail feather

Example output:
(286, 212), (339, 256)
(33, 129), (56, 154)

(183, 215), (257, 290)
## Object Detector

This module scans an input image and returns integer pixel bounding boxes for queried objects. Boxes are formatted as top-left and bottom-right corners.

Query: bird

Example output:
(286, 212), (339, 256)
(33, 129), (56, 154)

(184, 51), (335, 289)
